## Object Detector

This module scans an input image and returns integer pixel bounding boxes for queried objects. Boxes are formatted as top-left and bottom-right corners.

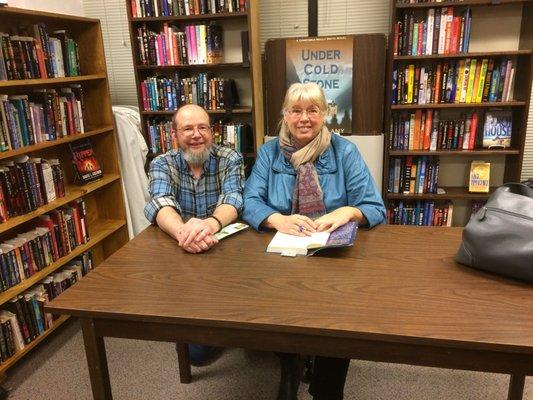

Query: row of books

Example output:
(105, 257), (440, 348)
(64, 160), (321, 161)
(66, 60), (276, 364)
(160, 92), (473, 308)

(212, 122), (253, 153)
(146, 119), (252, 154)
(141, 74), (238, 111)
(0, 156), (65, 223)
(393, 7), (471, 56)
(388, 156), (440, 195)
(131, 0), (246, 18)
(146, 119), (176, 154)
(136, 23), (223, 66)
(390, 109), (513, 151)
(392, 57), (516, 105)
(397, 0), (466, 3)
(0, 26), (80, 81)
(0, 251), (93, 362)
(0, 200), (89, 293)
(0, 86), (86, 152)
(390, 110), (479, 151)
(387, 200), (453, 226)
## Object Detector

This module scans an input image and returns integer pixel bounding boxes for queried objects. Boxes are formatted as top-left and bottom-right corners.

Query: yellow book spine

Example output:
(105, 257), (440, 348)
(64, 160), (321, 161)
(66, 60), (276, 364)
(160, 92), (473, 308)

(465, 58), (477, 103)
(455, 59), (464, 103)
(407, 64), (415, 103)
(475, 59), (488, 103)
(460, 58), (470, 103)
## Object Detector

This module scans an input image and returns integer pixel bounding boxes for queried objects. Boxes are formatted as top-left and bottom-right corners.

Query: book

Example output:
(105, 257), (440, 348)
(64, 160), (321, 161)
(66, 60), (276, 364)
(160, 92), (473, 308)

(214, 222), (248, 240)
(482, 110), (512, 149)
(266, 221), (358, 257)
(469, 161), (490, 193)
(68, 139), (103, 184)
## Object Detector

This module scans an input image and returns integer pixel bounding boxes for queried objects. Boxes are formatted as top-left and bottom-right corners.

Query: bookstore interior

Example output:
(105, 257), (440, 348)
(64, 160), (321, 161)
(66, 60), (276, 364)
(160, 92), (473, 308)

(0, 1), (531, 400)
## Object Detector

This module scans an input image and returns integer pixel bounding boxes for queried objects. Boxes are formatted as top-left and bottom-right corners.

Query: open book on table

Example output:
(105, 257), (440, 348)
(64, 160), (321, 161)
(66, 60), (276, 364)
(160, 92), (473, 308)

(266, 221), (358, 256)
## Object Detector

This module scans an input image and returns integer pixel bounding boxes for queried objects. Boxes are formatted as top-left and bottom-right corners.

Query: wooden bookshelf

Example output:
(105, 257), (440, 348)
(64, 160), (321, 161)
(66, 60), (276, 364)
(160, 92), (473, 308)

(0, 314), (70, 375)
(391, 101), (526, 109)
(0, 74), (106, 88)
(387, 186), (495, 200)
(0, 6), (129, 375)
(396, 0), (530, 9)
(0, 126), (114, 161)
(141, 107), (253, 115)
(135, 62), (249, 71)
(389, 148), (521, 156)
(394, 49), (532, 60)
(0, 174), (121, 234)
(126, 0), (263, 161)
(130, 10), (248, 22)
(383, 0), (533, 226)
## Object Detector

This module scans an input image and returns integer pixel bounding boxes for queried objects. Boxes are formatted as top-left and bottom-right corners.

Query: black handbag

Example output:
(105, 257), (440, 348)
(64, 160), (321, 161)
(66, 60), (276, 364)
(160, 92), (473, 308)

(455, 182), (533, 283)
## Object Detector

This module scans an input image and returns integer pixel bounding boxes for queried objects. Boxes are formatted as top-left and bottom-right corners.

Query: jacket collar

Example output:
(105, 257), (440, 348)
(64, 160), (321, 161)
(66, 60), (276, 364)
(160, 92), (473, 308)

(271, 139), (337, 175)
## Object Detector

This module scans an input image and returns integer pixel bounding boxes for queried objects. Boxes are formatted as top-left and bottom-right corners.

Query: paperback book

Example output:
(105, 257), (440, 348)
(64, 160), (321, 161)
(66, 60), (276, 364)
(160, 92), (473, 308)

(267, 221), (358, 257)
(482, 110), (512, 149)
(69, 139), (103, 184)
(469, 160), (490, 193)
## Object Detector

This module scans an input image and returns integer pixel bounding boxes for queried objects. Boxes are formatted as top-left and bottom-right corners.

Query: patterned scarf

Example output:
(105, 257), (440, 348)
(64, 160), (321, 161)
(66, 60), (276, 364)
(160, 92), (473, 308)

(278, 121), (331, 218)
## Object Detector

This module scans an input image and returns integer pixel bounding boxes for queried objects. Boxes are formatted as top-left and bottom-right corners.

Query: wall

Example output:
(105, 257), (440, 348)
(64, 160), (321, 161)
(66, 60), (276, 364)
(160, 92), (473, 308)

(7, 0), (83, 15)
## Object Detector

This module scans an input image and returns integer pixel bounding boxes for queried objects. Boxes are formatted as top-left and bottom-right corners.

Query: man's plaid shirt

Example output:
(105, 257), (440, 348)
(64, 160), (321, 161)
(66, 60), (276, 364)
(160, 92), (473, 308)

(144, 145), (245, 223)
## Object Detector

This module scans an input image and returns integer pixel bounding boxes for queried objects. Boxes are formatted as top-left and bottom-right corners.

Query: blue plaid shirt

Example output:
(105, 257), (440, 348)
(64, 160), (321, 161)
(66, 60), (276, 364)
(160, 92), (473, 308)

(144, 145), (245, 223)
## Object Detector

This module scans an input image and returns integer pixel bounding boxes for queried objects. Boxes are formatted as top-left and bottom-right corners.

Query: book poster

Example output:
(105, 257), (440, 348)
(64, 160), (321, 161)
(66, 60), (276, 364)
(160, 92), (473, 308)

(286, 36), (353, 134)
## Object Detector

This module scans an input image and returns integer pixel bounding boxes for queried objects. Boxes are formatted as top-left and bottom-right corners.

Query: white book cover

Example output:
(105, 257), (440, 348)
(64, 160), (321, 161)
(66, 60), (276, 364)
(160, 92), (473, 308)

(438, 8), (447, 54)
(426, 8), (434, 55)
(419, 68), (426, 104)
(267, 222), (358, 257)
(507, 67), (515, 101)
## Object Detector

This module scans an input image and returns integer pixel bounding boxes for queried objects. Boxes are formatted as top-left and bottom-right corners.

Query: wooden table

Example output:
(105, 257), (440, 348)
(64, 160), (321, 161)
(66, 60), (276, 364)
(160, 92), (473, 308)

(46, 225), (533, 400)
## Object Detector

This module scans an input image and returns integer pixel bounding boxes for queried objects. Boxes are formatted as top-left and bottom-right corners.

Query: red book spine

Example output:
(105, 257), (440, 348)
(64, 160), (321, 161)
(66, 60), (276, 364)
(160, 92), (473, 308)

(468, 112), (478, 150)
(68, 201), (84, 245)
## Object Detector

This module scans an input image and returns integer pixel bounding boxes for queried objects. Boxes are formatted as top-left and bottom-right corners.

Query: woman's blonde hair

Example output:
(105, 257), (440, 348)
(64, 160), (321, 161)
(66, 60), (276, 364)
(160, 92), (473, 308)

(282, 82), (328, 114)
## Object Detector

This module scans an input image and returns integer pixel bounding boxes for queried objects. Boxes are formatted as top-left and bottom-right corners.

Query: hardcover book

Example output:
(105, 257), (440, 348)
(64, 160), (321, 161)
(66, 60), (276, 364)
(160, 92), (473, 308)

(266, 221), (358, 257)
(68, 139), (103, 184)
(482, 110), (512, 149)
(469, 160), (490, 193)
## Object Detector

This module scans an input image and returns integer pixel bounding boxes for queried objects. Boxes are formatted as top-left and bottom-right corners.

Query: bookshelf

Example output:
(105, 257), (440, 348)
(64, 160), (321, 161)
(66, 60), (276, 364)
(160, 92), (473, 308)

(0, 6), (128, 376)
(384, 0), (532, 226)
(125, 0), (263, 168)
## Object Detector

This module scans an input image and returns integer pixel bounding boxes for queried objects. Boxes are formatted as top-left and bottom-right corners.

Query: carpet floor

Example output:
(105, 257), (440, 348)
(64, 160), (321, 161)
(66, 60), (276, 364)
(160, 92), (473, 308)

(2, 319), (531, 400)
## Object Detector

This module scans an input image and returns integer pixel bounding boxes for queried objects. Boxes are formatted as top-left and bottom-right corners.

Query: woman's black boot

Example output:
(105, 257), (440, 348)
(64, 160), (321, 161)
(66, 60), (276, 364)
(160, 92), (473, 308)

(276, 353), (302, 400)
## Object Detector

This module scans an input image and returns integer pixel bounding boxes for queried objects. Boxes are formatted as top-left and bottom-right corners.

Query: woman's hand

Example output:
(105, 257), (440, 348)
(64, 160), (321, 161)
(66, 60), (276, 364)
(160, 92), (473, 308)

(315, 207), (364, 232)
(266, 213), (317, 236)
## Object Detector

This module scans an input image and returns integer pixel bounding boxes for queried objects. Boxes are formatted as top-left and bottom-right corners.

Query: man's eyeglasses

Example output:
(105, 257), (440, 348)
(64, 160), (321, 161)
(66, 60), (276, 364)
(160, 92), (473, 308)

(178, 124), (212, 136)
(286, 107), (322, 118)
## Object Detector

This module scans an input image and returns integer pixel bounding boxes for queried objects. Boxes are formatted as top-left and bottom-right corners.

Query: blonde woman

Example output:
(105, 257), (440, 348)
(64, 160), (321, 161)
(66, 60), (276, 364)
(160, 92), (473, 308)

(243, 83), (385, 399)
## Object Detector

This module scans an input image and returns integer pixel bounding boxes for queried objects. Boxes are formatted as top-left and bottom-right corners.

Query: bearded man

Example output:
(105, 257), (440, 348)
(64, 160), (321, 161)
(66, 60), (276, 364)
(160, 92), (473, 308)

(144, 104), (244, 365)
(145, 104), (244, 253)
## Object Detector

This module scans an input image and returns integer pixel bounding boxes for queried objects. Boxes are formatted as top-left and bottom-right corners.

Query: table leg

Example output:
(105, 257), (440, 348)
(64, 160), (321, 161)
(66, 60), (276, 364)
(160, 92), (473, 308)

(507, 374), (525, 400)
(176, 343), (192, 383)
(81, 318), (113, 400)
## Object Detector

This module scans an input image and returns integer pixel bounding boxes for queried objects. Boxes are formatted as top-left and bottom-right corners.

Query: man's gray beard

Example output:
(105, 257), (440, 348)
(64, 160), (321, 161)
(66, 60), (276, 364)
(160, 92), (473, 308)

(183, 147), (211, 166)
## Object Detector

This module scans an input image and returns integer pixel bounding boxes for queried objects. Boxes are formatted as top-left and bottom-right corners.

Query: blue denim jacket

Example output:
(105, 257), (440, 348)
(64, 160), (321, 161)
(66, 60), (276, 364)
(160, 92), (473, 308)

(243, 134), (386, 230)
